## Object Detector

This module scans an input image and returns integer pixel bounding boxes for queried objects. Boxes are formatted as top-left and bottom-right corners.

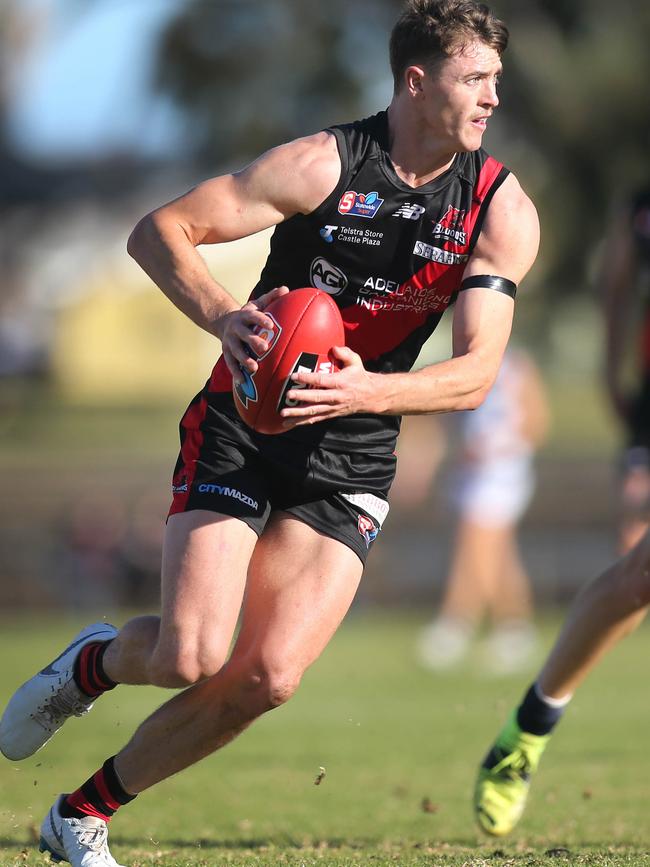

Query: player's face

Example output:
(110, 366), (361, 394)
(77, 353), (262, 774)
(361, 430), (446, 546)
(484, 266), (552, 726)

(419, 40), (502, 152)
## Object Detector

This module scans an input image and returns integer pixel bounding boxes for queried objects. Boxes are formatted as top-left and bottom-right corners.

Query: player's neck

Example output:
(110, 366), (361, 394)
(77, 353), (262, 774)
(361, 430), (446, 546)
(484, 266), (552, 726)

(386, 101), (457, 188)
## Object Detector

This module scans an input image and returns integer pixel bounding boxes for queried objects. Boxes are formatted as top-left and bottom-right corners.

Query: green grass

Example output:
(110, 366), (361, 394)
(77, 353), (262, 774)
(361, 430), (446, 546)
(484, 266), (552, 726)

(1, 612), (650, 866)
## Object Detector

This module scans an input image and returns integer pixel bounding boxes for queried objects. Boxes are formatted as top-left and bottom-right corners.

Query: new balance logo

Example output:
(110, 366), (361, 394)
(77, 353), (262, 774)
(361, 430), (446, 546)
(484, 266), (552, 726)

(393, 203), (425, 220)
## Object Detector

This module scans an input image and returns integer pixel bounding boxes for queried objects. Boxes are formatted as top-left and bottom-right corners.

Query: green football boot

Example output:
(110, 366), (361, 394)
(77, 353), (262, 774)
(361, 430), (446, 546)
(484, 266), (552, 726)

(474, 711), (551, 836)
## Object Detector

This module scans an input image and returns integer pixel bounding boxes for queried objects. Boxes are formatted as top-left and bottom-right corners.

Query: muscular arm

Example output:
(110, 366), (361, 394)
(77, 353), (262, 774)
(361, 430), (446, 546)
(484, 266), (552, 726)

(127, 132), (341, 376)
(283, 172), (540, 421)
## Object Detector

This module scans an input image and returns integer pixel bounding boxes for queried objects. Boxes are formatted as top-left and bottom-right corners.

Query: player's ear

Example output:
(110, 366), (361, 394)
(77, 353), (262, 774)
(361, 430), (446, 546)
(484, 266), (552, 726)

(405, 65), (425, 96)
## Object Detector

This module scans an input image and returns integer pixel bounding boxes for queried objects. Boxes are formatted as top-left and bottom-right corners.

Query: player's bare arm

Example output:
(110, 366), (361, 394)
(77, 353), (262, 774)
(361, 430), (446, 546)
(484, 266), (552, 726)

(283, 173), (539, 424)
(127, 131), (341, 381)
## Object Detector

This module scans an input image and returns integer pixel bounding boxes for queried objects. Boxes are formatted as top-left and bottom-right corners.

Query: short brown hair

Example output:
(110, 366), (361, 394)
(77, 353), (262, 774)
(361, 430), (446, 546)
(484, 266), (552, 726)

(389, 0), (509, 90)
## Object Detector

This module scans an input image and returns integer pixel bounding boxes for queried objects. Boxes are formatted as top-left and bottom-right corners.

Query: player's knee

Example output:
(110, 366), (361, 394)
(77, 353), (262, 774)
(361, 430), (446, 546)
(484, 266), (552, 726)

(598, 536), (650, 612)
(241, 663), (302, 711)
(148, 645), (227, 689)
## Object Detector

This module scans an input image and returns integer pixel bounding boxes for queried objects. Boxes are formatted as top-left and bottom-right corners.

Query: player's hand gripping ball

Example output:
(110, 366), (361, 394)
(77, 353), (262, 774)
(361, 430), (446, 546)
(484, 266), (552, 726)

(233, 287), (345, 435)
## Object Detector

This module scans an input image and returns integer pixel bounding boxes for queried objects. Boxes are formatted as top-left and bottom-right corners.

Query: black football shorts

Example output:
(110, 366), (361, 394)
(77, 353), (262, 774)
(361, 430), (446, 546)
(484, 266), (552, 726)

(168, 392), (395, 564)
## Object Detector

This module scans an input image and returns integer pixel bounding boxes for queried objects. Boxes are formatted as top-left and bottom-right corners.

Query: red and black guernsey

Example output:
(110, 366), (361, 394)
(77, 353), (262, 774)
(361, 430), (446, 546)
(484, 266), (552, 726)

(208, 109), (509, 455)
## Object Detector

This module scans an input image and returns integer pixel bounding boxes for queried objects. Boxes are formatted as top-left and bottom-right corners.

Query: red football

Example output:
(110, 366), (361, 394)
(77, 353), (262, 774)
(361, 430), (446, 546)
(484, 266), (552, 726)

(233, 287), (345, 435)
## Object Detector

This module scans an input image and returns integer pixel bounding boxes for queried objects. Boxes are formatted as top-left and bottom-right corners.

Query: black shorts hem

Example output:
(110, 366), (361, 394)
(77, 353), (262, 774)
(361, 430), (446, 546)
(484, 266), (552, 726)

(280, 507), (371, 566)
(167, 505), (264, 538)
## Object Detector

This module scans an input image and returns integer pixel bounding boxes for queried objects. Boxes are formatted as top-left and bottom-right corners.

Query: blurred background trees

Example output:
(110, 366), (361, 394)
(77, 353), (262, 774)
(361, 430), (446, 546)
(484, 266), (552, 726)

(152, 0), (650, 310)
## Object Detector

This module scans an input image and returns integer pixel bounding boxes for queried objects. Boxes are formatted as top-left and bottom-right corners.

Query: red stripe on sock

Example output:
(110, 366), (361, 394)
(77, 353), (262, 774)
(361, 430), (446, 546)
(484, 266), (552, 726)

(77, 643), (114, 697)
(76, 645), (100, 697)
(90, 647), (114, 692)
(65, 790), (113, 823)
(93, 769), (121, 813)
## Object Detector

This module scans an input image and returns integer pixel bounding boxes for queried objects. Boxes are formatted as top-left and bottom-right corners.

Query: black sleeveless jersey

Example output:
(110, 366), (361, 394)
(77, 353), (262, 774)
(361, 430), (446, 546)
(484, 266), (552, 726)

(209, 109), (510, 454)
(629, 189), (650, 378)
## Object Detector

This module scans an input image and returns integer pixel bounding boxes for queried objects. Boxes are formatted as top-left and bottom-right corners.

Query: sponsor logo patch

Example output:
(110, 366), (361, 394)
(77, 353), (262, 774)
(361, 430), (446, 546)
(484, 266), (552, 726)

(432, 205), (467, 245)
(320, 224), (338, 243)
(197, 484), (259, 510)
(172, 474), (188, 494)
(320, 225), (383, 247)
(413, 241), (468, 265)
(310, 257), (348, 295)
(342, 492), (389, 527)
(338, 190), (384, 219)
(360, 276), (401, 297)
(357, 513), (379, 548)
(393, 202), (426, 220)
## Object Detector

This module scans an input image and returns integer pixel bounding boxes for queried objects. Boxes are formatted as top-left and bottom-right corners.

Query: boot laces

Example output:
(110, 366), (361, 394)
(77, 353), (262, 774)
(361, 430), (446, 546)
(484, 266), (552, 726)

(34, 680), (91, 728)
(72, 821), (109, 853)
(491, 747), (531, 780)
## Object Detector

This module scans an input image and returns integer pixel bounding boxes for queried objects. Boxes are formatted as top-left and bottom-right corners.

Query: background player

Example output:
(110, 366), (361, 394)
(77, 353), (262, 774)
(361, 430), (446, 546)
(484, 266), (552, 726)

(0, 3), (539, 864)
(417, 347), (549, 672)
(473, 187), (650, 836)
(603, 188), (650, 553)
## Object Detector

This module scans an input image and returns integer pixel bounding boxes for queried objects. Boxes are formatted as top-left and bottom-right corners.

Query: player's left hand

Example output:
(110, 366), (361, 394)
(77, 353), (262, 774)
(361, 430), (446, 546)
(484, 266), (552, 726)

(280, 346), (379, 427)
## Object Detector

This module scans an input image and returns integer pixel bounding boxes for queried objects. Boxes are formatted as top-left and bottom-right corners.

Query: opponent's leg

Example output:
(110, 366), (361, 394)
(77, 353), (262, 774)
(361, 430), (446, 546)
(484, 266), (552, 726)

(618, 453), (650, 555)
(481, 526), (538, 674)
(419, 462), (535, 673)
(417, 518), (488, 669)
(474, 529), (650, 836)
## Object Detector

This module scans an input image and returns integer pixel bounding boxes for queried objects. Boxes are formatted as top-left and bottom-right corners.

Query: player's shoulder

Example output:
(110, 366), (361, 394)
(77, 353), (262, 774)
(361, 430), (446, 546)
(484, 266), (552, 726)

(469, 170), (540, 282)
(483, 171), (539, 243)
(491, 171), (537, 217)
(253, 130), (342, 214)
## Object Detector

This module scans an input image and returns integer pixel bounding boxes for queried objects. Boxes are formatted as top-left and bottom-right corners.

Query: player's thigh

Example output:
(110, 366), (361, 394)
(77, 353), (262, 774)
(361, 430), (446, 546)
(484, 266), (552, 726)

(156, 510), (258, 678)
(233, 512), (363, 685)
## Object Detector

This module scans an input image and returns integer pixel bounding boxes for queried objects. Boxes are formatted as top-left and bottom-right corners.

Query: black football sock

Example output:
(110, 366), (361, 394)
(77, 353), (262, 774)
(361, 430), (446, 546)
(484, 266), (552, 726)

(73, 641), (118, 698)
(515, 681), (571, 736)
(60, 756), (136, 822)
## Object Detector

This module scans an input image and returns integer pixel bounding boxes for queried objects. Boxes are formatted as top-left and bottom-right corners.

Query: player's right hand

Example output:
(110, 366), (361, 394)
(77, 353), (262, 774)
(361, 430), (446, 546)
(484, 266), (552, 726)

(218, 285), (290, 384)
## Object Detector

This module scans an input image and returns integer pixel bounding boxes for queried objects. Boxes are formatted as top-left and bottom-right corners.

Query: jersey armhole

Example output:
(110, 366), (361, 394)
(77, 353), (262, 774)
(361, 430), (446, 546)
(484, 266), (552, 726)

(308, 126), (352, 219)
(468, 165), (510, 251)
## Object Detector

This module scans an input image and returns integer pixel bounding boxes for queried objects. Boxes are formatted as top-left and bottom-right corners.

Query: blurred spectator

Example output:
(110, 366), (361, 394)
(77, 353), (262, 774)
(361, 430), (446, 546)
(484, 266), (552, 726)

(411, 348), (550, 673)
(52, 489), (166, 611)
(54, 492), (129, 611)
(120, 487), (167, 607)
(601, 188), (650, 554)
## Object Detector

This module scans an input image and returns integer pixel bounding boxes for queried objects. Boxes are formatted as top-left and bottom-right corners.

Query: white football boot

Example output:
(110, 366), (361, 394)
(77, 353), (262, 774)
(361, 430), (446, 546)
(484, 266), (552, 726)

(416, 616), (473, 670)
(0, 622), (118, 760)
(40, 795), (125, 866)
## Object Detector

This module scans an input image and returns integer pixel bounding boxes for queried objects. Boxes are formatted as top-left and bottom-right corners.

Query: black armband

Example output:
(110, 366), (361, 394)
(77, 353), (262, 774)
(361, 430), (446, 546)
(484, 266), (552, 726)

(460, 274), (517, 299)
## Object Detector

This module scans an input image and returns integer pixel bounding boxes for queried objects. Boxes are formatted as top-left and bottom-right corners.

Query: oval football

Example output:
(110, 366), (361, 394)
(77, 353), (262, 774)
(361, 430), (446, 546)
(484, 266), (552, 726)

(233, 288), (345, 435)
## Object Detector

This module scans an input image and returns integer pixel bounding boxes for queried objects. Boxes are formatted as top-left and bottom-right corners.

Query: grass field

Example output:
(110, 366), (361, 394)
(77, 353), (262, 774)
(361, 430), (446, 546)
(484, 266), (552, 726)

(0, 612), (649, 866)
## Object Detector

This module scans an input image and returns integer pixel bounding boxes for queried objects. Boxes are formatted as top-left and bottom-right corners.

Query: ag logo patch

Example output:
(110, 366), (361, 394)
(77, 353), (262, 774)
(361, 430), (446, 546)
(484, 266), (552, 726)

(310, 257), (348, 295)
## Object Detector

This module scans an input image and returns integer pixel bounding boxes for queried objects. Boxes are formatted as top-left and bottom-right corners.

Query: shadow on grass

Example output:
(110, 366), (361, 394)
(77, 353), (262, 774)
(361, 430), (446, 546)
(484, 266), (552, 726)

(4, 834), (646, 859)
(0, 833), (483, 851)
